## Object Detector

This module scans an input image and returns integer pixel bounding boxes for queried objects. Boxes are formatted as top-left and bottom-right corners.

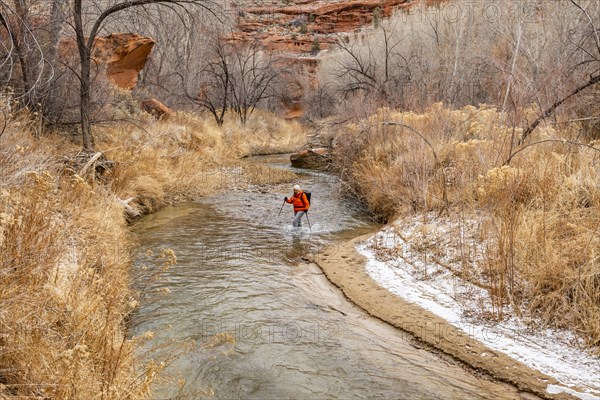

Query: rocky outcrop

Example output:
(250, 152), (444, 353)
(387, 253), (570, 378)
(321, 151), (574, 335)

(141, 98), (173, 119)
(284, 103), (304, 120)
(290, 148), (331, 169)
(230, 0), (417, 119)
(229, 1), (449, 119)
(92, 33), (155, 90)
(58, 33), (155, 90)
(233, 0), (413, 55)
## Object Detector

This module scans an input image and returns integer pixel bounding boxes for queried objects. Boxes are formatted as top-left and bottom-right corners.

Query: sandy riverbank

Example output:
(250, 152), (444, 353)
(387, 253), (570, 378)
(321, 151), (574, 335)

(315, 234), (578, 400)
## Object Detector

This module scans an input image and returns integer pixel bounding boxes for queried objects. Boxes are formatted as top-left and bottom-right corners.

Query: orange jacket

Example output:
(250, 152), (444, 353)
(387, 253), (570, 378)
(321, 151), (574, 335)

(286, 191), (309, 212)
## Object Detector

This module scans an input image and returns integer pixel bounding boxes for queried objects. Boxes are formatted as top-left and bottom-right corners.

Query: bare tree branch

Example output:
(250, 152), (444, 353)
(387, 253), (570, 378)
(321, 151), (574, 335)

(505, 138), (600, 166)
(570, 0), (600, 55)
(520, 71), (600, 144)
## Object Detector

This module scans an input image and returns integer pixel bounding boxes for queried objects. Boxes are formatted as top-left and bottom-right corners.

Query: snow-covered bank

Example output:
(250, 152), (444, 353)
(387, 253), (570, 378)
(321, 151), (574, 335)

(359, 215), (600, 400)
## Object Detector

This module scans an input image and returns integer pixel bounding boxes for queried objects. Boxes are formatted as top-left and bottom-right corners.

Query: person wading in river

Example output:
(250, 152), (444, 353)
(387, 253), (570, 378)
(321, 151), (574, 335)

(285, 184), (310, 228)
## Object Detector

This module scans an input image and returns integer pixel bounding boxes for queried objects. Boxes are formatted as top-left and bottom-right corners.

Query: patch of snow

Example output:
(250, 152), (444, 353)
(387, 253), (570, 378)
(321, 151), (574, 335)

(547, 385), (600, 400)
(359, 215), (600, 399)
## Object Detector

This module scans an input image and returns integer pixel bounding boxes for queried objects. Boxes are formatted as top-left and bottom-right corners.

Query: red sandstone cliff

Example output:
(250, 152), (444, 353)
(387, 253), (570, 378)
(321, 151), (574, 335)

(231, 0), (413, 54)
(92, 33), (155, 90)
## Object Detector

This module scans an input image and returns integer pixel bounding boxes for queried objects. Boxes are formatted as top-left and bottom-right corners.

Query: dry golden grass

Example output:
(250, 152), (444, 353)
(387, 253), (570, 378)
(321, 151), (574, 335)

(98, 110), (304, 216)
(0, 102), (303, 398)
(0, 137), (150, 398)
(334, 103), (600, 349)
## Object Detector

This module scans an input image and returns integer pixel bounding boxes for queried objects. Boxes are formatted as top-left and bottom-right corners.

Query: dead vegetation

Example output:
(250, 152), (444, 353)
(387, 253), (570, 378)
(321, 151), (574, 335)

(0, 100), (304, 399)
(334, 104), (600, 349)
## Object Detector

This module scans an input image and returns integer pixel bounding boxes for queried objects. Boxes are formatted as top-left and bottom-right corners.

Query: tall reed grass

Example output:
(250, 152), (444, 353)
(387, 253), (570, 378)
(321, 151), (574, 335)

(0, 100), (303, 398)
(334, 103), (600, 348)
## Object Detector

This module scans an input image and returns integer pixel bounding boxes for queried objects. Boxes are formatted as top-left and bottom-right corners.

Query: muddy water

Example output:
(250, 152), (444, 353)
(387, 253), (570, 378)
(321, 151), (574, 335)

(132, 155), (524, 399)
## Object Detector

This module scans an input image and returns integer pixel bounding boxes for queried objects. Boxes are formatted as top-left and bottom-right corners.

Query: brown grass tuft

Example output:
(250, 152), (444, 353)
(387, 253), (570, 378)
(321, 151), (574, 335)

(0, 99), (303, 398)
(335, 104), (600, 348)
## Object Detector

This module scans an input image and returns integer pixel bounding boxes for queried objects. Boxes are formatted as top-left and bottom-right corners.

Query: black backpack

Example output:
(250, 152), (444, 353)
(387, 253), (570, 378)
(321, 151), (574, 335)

(304, 191), (311, 207)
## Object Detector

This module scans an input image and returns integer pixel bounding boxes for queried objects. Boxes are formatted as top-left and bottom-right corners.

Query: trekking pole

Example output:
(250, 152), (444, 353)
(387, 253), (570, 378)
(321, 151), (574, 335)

(305, 211), (311, 231)
(277, 200), (286, 218)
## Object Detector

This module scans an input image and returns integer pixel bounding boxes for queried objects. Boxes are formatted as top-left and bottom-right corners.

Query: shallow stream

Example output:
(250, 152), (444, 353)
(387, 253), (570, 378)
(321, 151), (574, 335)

(132, 155), (525, 399)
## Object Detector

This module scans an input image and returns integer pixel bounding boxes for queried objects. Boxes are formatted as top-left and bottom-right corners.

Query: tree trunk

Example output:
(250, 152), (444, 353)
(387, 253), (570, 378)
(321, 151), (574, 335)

(73, 0), (94, 151)
(79, 56), (94, 151)
(46, 0), (65, 69)
(502, 23), (522, 112)
(13, 0), (33, 105)
(0, 6), (31, 106)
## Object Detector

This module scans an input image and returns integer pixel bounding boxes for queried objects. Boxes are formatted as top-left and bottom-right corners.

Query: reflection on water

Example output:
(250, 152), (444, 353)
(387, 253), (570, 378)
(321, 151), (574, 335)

(132, 161), (525, 400)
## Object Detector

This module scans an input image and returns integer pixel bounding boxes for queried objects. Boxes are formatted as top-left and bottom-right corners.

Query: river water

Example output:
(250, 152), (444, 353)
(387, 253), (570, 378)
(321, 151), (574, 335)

(132, 155), (527, 399)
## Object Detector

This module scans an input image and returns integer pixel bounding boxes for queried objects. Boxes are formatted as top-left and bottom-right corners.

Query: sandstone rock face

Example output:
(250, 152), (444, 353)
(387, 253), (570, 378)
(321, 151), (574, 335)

(233, 0), (413, 55)
(92, 33), (155, 90)
(290, 148), (331, 170)
(284, 103), (304, 120)
(141, 98), (173, 119)
(230, 0), (426, 119)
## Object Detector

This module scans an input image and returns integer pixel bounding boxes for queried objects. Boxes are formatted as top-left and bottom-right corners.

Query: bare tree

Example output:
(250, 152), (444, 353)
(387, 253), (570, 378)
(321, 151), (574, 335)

(0, 0), (63, 110)
(332, 22), (409, 104)
(0, 1), (35, 106)
(195, 39), (230, 126)
(113, 4), (217, 105)
(162, 25), (231, 126)
(519, 0), (600, 143)
(109, 7), (240, 124)
(115, 7), (280, 126)
(71, 0), (214, 151)
(140, 22), (278, 126)
(332, 17), (432, 109)
(226, 41), (278, 125)
(303, 81), (337, 120)
(319, 0), (599, 136)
